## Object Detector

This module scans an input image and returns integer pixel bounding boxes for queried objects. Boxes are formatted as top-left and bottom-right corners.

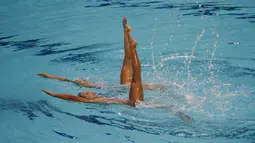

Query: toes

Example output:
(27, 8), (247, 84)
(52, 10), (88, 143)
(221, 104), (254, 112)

(123, 17), (127, 27)
(123, 17), (127, 23)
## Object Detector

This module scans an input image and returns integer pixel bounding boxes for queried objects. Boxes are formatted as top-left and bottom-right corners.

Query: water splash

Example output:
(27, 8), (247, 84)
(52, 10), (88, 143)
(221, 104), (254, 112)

(150, 18), (157, 75)
(186, 28), (206, 83)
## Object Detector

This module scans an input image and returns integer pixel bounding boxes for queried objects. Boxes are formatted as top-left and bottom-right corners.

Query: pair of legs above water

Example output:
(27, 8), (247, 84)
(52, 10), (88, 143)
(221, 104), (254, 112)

(39, 17), (192, 122)
(126, 23), (144, 103)
(40, 17), (144, 105)
(37, 17), (174, 91)
(120, 17), (132, 84)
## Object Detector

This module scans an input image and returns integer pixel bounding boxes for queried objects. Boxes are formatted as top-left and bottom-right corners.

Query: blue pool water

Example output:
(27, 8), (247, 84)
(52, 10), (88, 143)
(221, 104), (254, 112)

(0, 0), (255, 143)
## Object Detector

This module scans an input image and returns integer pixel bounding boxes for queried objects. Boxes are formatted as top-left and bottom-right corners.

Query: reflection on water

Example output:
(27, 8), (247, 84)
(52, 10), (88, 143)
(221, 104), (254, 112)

(85, 1), (255, 23)
(1, 33), (254, 78)
(0, 98), (254, 140)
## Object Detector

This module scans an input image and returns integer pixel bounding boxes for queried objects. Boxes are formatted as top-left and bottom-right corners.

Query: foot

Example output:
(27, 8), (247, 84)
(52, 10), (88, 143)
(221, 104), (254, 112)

(37, 73), (51, 78)
(123, 17), (132, 32)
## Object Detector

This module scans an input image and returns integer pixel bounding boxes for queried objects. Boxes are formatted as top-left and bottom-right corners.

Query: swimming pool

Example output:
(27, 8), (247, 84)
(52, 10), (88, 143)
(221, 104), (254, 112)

(0, 0), (255, 142)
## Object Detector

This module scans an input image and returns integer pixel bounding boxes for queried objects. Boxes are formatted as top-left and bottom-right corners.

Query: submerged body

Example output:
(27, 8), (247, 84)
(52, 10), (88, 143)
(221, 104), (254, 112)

(41, 89), (131, 105)
(37, 73), (168, 91)
(40, 17), (143, 105)
(39, 17), (191, 121)
(40, 89), (192, 122)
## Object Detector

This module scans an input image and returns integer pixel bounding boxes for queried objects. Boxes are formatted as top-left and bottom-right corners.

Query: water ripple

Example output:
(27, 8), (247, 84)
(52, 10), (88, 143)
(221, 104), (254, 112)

(52, 130), (78, 139)
(0, 37), (43, 51)
(0, 35), (18, 40)
(0, 99), (255, 141)
(51, 47), (114, 64)
(35, 43), (111, 56)
(84, 1), (255, 24)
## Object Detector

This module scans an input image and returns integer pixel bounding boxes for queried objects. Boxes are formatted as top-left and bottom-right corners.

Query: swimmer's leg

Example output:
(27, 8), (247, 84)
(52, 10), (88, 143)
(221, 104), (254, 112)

(120, 17), (133, 84)
(142, 82), (184, 91)
(142, 83), (166, 91)
(128, 29), (144, 103)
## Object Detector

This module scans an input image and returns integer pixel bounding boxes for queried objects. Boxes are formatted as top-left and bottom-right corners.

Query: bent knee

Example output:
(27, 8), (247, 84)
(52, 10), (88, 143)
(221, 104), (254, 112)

(130, 40), (137, 46)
